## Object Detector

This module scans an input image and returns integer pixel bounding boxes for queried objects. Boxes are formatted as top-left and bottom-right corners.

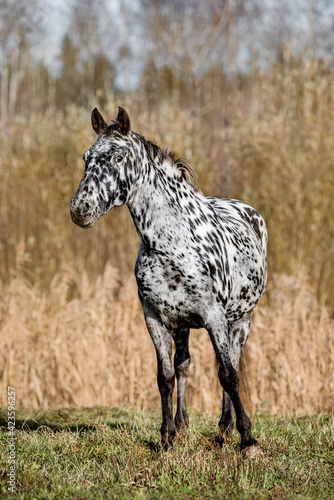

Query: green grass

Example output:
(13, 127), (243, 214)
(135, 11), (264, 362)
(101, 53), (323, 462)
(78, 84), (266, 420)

(0, 408), (333, 499)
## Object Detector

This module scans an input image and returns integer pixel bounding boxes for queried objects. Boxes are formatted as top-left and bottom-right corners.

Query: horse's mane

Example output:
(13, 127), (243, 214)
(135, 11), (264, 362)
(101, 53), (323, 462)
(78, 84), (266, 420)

(104, 123), (200, 192)
(141, 136), (200, 192)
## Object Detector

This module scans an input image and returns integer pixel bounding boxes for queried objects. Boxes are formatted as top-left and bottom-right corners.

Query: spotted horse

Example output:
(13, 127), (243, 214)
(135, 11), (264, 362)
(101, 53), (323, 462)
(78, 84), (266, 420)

(70, 107), (268, 456)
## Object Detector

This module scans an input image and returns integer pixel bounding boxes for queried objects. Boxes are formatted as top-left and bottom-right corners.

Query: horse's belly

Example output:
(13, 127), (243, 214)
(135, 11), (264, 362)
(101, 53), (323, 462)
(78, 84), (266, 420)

(135, 254), (210, 329)
(135, 240), (267, 327)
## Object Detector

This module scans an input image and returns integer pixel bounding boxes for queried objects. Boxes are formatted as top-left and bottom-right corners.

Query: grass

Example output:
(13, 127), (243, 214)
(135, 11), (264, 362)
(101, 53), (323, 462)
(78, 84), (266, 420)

(0, 407), (333, 499)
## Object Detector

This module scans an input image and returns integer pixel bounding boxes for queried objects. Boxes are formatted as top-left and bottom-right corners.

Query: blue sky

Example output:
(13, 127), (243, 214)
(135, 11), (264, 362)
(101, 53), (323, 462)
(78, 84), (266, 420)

(34, 0), (142, 90)
(33, 0), (334, 91)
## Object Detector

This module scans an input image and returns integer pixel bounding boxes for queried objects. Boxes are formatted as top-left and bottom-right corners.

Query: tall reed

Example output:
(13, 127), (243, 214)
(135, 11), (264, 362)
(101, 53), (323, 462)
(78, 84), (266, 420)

(0, 247), (333, 414)
(0, 61), (333, 413)
(0, 61), (333, 308)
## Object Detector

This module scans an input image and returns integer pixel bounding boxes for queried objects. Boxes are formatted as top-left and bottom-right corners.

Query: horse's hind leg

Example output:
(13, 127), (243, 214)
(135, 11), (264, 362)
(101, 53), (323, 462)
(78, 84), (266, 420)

(218, 314), (252, 442)
(219, 390), (234, 441)
(172, 326), (191, 432)
(208, 313), (258, 453)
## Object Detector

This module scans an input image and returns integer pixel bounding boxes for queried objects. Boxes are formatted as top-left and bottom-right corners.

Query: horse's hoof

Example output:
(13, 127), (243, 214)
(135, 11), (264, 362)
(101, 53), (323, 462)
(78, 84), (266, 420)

(216, 433), (229, 446)
(161, 434), (175, 451)
(241, 443), (264, 458)
(216, 425), (234, 446)
(161, 441), (172, 451)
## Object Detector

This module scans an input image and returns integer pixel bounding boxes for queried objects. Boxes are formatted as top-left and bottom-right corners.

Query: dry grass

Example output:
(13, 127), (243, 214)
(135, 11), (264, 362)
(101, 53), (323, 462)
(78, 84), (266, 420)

(0, 61), (333, 415)
(0, 61), (333, 308)
(0, 244), (333, 414)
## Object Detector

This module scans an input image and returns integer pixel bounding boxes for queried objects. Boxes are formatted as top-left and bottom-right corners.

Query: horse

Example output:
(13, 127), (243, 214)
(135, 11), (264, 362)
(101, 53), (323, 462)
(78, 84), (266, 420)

(70, 106), (268, 456)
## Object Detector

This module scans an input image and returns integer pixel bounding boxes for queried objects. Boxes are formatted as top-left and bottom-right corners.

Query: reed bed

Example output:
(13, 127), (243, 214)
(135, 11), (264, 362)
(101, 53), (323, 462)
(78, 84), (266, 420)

(0, 61), (333, 309)
(0, 244), (333, 414)
(0, 62), (333, 414)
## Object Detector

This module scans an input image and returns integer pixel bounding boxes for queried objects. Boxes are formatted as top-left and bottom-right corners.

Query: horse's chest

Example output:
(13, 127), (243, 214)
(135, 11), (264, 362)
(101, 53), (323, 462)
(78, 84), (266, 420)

(135, 249), (210, 328)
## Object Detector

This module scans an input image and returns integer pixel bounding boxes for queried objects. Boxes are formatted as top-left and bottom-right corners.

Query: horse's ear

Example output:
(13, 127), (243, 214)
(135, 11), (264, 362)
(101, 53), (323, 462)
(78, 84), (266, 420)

(91, 108), (107, 135)
(116, 106), (131, 135)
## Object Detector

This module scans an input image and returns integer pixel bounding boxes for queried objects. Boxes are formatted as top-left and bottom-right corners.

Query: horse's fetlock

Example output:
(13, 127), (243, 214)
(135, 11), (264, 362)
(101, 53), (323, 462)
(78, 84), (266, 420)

(175, 408), (189, 432)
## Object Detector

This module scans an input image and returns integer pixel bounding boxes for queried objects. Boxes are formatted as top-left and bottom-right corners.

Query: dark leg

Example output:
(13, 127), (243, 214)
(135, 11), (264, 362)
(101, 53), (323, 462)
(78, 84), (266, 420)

(218, 315), (252, 443)
(218, 390), (234, 442)
(207, 313), (259, 453)
(217, 361), (257, 451)
(144, 307), (175, 448)
(172, 326), (191, 432)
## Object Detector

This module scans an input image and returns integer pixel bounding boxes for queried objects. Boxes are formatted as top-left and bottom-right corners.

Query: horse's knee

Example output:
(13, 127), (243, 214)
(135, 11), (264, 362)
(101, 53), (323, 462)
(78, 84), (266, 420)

(175, 356), (191, 378)
(157, 372), (175, 395)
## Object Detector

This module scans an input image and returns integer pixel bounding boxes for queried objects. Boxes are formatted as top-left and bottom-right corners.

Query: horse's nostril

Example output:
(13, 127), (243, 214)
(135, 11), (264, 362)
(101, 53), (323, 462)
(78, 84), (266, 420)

(70, 200), (77, 216)
(84, 202), (90, 213)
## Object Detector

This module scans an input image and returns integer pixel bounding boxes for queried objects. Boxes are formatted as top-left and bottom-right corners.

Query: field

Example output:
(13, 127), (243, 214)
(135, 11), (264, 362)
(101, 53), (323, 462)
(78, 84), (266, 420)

(0, 408), (333, 499)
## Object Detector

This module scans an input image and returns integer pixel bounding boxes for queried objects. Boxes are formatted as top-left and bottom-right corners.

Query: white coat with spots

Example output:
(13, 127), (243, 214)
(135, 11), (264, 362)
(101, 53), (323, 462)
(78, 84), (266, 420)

(70, 107), (268, 454)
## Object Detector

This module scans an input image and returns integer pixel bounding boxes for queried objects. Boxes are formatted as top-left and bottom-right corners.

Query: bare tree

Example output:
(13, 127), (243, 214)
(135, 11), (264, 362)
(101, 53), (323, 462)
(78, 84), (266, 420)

(310, 0), (334, 63)
(0, 0), (45, 128)
(248, 0), (334, 68)
(138, 0), (263, 106)
(57, 0), (117, 108)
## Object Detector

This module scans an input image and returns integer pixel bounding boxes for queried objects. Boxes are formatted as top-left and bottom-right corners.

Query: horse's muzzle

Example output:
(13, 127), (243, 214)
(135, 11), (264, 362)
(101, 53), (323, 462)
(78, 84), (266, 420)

(70, 196), (98, 229)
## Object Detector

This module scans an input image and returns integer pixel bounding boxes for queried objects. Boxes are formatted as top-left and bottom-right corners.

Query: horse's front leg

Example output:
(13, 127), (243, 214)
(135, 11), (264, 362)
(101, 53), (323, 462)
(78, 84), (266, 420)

(144, 306), (175, 448)
(172, 326), (191, 432)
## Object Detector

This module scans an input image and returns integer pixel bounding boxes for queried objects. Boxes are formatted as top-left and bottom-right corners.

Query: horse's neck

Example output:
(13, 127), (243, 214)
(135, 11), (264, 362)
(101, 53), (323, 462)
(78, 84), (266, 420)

(127, 160), (188, 251)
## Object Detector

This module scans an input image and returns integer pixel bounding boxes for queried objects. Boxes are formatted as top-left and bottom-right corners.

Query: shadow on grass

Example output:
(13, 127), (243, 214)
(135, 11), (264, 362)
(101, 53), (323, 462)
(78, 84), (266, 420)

(0, 406), (226, 456)
(0, 406), (146, 433)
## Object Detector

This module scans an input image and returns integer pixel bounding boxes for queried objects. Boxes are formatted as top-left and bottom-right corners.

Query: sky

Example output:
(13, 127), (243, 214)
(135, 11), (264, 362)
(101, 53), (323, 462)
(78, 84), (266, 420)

(31, 0), (334, 91)
(34, 0), (142, 90)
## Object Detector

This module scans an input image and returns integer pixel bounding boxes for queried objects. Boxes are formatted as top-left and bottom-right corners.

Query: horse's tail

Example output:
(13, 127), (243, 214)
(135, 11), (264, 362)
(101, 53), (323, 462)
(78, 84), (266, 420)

(239, 343), (253, 416)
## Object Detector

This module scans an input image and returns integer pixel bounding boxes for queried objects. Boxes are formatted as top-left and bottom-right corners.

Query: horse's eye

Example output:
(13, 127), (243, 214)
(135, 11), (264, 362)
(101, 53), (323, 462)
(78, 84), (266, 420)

(115, 155), (123, 163)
